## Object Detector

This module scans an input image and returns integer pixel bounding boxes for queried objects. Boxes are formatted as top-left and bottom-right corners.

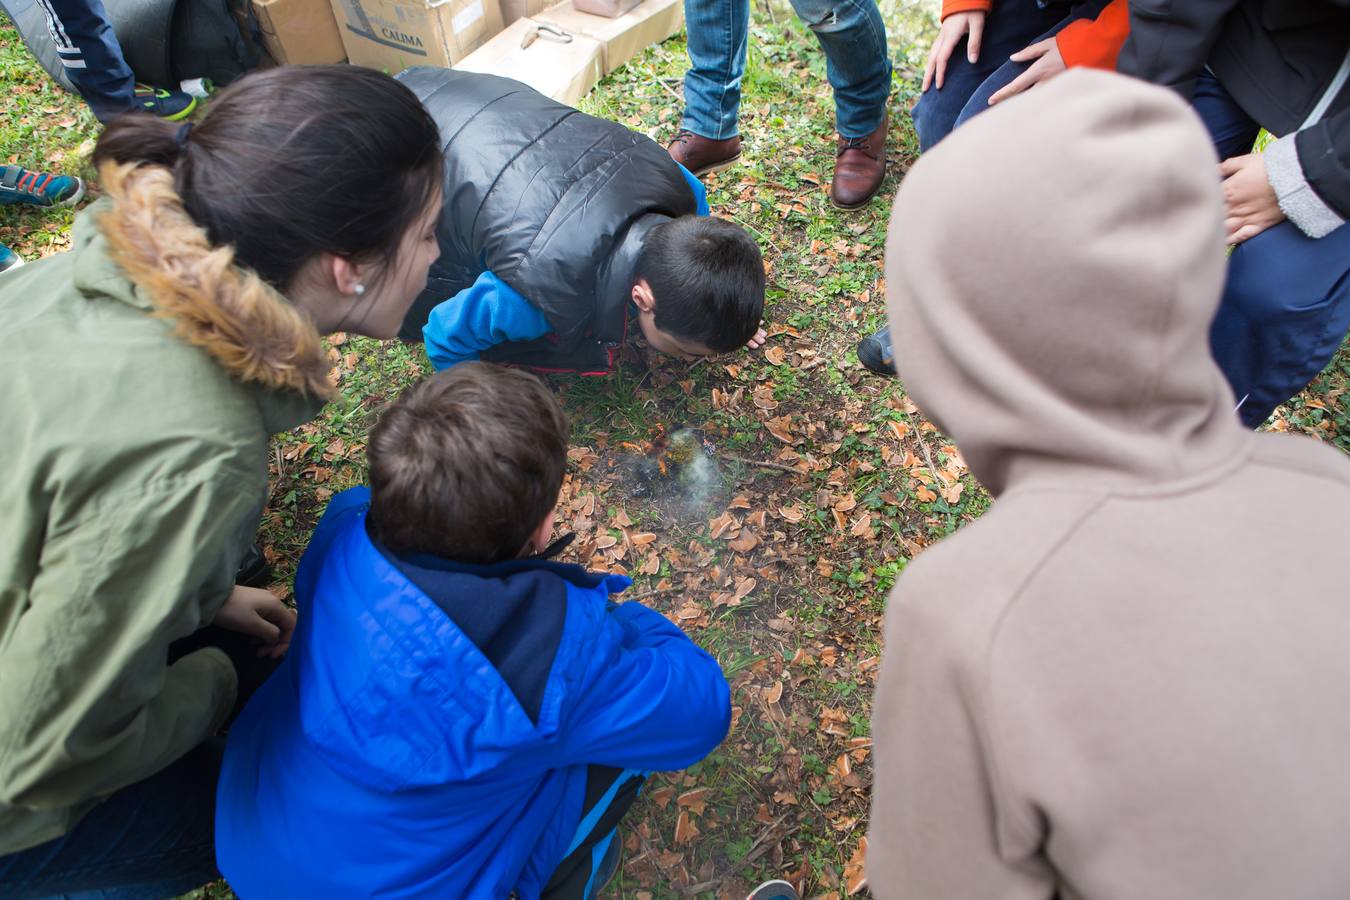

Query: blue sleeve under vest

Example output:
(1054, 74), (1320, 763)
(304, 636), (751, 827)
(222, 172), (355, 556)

(675, 162), (711, 216)
(422, 271), (553, 371)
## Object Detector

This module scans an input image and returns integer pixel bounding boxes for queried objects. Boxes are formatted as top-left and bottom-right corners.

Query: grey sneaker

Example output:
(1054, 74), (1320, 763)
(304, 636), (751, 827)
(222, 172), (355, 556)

(857, 324), (896, 376)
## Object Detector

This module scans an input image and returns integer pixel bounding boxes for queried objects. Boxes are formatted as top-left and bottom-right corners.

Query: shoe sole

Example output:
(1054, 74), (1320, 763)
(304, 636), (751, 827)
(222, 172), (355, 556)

(747, 879), (799, 900)
(829, 179), (886, 210)
(55, 179), (86, 209)
(690, 152), (742, 178)
(0, 256), (25, 275)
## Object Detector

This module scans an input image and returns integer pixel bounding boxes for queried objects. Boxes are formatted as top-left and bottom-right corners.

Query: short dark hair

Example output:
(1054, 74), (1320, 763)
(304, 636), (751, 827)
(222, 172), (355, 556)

(94, 66), (443, 292)
(366, 363), (569, 565)
(637, 215), (765, 352)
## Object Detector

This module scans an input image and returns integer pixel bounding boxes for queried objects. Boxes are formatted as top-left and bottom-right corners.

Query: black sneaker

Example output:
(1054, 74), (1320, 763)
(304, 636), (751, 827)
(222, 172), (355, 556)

(135, 83), (198, 121)
(857, 325), (897, 376)
(235, 543), (271, 588)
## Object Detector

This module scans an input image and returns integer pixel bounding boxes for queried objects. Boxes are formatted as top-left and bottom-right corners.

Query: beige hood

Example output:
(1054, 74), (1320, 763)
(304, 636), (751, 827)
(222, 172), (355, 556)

(886, 70), (1245, 496)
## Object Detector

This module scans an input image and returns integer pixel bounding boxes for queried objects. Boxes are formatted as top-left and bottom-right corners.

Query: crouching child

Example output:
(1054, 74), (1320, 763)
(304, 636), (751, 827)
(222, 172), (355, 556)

(214, 363), (732, 898)
(395, 68), (767, 375)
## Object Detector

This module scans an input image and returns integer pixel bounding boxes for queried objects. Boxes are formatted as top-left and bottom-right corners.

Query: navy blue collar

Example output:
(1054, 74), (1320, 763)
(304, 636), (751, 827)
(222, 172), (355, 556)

(380, 540), (610, 592)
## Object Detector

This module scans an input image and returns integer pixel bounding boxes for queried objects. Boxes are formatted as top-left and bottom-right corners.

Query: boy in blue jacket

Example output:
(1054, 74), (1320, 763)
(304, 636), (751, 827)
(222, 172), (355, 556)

(214, 363), (733, 898)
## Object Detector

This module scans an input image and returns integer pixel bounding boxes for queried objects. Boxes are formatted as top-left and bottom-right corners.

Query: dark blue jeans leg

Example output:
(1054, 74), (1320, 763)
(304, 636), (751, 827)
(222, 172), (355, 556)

(1213, 221), (1350, 428)
(35, 0), (136, 121)
(0, 741), (223, 900)
(1189, 69), (1262, 160)
(950, 3), (1108, 131)
(1188, 70), (1350, 426)
(910, 0), (1062, 151)
(785, 0), (892, 138)
(680, 0), (751, 139)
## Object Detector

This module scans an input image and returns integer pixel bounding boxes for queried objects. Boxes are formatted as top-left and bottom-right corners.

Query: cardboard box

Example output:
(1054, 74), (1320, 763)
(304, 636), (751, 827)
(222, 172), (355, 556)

(570, 0), (640, 17)
(331, 0), (504, 71)
(534, 0), (682, 75)
(498, 0), (547, 26)
(251, 0), (347, 64)
(453, 17), (604, 106)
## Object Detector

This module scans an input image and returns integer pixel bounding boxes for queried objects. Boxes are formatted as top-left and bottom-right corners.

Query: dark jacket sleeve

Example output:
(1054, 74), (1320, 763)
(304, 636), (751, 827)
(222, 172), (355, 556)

(1115, 0), (1244, 98)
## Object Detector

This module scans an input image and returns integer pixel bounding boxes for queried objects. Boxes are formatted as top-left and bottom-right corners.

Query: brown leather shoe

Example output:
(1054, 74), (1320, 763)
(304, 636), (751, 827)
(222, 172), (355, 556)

(668, 130), (742, 177)
(830, 110), (888, 210)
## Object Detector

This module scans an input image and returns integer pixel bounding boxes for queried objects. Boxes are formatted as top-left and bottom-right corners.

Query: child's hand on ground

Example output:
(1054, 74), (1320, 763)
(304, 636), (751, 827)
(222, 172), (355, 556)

(215, 585), (297, 659)
(924, 11), (987, 92)
(988, 38), (1066, 105)
(1219, 153), (1284, 245)
(746, 326), (768, 350)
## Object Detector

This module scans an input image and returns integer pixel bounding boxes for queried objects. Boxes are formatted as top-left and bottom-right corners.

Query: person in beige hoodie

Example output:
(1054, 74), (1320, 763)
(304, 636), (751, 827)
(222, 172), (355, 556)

(868, 69), (1350, 900)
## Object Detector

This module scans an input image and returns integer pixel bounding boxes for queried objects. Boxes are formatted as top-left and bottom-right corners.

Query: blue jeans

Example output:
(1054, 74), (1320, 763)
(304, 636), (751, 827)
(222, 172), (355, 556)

(35, 0), (136, 121)
(1192, 71), (1350, 428)
(0, 741), (222, 900)
(680, 0), (892, 139)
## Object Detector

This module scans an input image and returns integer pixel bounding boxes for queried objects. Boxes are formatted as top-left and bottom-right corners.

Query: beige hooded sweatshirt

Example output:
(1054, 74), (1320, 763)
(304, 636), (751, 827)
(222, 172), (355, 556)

(868, 70), (1350, 900)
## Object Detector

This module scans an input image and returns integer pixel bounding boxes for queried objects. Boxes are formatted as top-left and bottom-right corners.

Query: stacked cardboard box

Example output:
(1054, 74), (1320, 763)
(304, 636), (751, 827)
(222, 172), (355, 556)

(498, 0), (547, 26)
(451, 0), (681, 104)
(249, 0), (347, 64)
(330, 0), (505, 71)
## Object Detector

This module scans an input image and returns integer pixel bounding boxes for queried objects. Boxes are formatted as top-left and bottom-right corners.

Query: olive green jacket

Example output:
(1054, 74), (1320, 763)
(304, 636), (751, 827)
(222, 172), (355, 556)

(0, 164), (329, 854)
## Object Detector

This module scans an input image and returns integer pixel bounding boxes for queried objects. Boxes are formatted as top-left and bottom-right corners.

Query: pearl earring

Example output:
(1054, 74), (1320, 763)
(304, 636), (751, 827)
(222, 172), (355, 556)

(353, 284), (366, 296)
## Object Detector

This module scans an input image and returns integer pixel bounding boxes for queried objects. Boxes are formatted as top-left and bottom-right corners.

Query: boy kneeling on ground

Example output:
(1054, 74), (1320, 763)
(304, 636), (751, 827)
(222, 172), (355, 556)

(396, 69), (767, 375)
(214, 363), (732, 898)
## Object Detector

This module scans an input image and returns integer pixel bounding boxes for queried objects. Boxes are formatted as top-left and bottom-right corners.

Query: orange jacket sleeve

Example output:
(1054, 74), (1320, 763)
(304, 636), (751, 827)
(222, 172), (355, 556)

(1055, 0), (1130, 70)
(940, 0), (991, 22)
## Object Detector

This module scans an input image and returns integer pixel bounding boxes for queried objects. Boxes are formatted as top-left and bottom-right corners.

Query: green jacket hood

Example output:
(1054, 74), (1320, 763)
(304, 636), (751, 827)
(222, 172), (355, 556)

(89, 162), (336, 404)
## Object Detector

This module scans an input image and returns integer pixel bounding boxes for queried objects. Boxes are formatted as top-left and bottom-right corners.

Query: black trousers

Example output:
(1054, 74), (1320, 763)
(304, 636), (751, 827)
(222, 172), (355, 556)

(540, 766), (646, 899)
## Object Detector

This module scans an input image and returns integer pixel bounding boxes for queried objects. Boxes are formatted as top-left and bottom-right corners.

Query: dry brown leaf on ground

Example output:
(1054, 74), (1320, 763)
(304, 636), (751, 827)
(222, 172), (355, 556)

(765, 416), (797, 444)
(845, 836), (869, 895)
(677, 788), (711, 816)
(850, 513), (874, 539)
(729, 531), (760, 553)
(674, 810), (700, 845)
(708, 511), (740, 539)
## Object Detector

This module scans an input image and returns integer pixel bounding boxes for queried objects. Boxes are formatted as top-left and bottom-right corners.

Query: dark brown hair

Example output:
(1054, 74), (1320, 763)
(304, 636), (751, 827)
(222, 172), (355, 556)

(93, 66), (443, 291)
(366, 363), (570, 564)
(638, 215), (765, 352)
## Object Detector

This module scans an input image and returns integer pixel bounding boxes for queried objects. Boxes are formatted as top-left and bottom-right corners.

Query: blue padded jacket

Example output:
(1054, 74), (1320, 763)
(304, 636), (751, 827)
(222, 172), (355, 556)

(215, 488), (731, 898)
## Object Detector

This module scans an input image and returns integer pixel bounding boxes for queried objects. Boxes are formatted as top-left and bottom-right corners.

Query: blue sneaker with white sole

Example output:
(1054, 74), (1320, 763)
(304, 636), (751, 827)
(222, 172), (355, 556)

(747, 880), (800, 900)
(0, 165), (85, 208)
(0, 244), (24, 275)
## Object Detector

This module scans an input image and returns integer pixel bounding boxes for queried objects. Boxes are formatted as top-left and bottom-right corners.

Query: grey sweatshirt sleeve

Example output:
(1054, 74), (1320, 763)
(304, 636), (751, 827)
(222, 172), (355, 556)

(1265, 132), (1346, 239)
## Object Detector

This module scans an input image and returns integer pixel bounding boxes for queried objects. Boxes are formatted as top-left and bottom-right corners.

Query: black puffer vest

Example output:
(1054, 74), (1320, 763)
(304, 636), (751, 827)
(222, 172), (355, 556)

(397, 68), (698, 373)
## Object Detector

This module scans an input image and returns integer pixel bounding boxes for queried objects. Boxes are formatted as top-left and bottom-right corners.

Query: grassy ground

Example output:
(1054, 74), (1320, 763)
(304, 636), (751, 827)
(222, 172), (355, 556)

(4, 5), (1349, 898)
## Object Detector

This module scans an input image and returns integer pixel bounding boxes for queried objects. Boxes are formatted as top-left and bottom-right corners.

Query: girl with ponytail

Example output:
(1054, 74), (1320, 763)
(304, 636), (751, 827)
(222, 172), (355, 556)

(0, 65), (443, 896)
